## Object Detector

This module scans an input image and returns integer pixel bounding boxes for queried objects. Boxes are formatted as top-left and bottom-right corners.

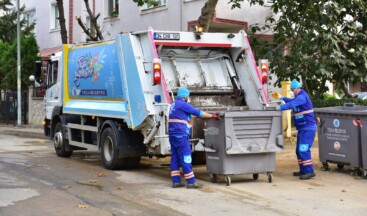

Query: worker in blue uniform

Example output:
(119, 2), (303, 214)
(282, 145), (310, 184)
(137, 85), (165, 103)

(274, 79), (317, 180)
(169, 87), (219, 188)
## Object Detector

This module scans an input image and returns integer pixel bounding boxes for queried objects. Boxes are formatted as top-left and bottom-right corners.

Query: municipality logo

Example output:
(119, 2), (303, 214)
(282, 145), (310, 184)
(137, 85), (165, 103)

(333, 119), (340, 128)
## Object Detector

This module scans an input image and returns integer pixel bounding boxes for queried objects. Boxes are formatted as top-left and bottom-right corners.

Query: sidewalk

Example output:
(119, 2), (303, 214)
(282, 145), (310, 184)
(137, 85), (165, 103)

(0, 124), (45, 139)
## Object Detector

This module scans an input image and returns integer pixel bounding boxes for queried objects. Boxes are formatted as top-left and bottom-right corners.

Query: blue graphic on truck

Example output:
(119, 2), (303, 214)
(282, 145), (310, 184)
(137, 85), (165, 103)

(68, 43), (123, 100)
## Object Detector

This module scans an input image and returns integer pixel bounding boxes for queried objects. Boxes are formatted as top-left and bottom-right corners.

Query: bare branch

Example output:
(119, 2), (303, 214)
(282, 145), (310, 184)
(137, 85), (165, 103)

(83, 0), (104, 41)
(75, 16), (96, 41)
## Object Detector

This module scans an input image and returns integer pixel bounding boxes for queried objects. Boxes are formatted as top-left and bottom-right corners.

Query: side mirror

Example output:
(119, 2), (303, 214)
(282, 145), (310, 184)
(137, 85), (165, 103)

(29, 75), (40, 87)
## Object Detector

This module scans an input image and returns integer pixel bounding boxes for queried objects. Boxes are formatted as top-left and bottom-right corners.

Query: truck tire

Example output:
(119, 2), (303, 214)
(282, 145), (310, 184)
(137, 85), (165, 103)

(123, 157), (141, 169)
(54, 122), (73, 157)
(101, 127), (122, 170)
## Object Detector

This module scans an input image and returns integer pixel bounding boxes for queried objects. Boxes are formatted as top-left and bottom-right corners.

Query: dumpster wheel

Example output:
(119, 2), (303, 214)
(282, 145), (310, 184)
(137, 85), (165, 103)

(337, 164), (344, 170)
(321, 162), (330, 171)
(363, 170), (367, 179)
(210, 173), (218, 183)
(253, 174), (259, 180)
(267, 172), (273, 183)
(224, 175), (231, 186)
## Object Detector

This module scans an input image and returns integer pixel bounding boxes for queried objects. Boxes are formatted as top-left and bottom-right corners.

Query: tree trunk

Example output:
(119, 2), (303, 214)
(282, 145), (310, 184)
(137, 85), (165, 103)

(56, 0), (68, 44)
(84, 0), (104, 40)
(340, 80), (353, 98)
(197, 0), (218, 32)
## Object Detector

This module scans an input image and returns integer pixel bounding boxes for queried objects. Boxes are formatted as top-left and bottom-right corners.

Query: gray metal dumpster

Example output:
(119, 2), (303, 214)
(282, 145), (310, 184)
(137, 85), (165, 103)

(356, 113), (367, 178)
(315, 105), (367, 173)
(204, 110), (283, 186)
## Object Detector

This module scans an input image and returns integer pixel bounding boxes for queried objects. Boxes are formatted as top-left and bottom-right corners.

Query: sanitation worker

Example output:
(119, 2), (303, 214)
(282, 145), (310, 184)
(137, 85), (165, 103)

(273, 79), (317, 180)
(168, 87), (219, 188)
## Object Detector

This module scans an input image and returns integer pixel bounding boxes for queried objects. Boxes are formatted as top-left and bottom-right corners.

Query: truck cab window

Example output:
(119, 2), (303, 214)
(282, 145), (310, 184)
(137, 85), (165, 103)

(48, 61), (58, 86)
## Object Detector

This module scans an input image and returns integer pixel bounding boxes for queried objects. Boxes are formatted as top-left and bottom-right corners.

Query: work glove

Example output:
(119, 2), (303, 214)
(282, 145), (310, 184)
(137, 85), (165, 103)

(211, 114), (220, 120)
(276, 105), (282, 111)
(272, 91), (283, 99)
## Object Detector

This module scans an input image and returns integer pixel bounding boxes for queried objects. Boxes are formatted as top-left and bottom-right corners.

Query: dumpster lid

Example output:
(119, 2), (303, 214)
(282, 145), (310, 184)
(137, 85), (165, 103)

(314, 105), (367, 115)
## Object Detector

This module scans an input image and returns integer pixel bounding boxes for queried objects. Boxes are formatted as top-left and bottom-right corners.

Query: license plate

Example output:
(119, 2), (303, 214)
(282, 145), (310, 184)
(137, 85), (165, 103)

(153, 32), (180, 40)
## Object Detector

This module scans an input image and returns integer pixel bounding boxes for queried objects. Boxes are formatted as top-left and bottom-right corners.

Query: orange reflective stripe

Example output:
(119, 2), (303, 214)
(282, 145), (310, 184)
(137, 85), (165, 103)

(184, 174), (195, 179)
(184, 172), (195, 179)
(171, 170), (181, 177)
(168, 119), (189, 124)
(294, 109), (314, 116)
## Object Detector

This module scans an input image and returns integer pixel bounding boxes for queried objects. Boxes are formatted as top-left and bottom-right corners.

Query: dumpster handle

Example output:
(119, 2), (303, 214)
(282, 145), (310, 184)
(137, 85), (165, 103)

(319, 119), (325, 134)
(267, 100), (288, 132)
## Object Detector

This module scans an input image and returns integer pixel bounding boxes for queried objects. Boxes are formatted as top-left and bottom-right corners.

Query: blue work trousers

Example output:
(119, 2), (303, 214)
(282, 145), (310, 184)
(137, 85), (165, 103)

(296, 129), (316, 174)
(169, 136), (196, 184)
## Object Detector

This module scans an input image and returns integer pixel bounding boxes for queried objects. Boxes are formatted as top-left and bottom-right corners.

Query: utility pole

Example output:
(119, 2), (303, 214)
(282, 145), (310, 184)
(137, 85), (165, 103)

(17, 0), (21, 126)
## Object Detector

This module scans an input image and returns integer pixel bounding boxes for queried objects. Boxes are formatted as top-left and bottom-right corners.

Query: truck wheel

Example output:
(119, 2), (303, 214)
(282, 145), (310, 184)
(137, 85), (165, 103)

(54, 122), (73, 157)
(101, 127), (122, 170)
(123, 157), (141, 169)
(253, 173), (259, 180)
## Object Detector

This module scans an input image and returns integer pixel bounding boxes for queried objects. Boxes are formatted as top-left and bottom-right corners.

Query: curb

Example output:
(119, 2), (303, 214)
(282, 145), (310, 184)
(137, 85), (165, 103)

(0, 130), (46, 140)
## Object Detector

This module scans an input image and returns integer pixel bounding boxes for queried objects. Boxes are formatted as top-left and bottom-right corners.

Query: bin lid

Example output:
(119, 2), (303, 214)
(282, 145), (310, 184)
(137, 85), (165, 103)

(314, 106), (367, 115)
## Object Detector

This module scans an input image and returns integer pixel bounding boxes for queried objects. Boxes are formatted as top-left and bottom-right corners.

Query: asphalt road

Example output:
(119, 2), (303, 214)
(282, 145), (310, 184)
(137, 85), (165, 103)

(0, 134), (367, 216)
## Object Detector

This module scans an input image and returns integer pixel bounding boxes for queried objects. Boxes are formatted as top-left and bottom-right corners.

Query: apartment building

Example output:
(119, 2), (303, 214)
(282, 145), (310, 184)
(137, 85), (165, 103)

(15, 0), (273, 57)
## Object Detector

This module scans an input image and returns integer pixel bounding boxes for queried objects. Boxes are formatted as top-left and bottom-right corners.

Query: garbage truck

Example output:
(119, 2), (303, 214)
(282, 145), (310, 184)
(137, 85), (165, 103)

(33, 27), (283, 170)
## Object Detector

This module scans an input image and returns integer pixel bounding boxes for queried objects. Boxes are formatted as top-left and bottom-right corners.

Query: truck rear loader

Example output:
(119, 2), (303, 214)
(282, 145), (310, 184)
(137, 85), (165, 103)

(34, 28), (283, 170)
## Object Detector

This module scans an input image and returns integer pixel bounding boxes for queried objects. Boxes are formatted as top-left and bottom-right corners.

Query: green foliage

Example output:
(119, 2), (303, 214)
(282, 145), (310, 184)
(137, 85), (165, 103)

(323, 93), (337, 100)
(0, 1), (38, 90)
(0, 35), (39, 90)
(133, 0), (159, 7)
(0, 0), (35, 43)
(248, 0), (367, 99)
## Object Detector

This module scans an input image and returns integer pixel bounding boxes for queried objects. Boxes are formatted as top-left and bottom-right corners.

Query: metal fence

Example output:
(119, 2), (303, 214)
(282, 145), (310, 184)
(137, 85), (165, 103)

(0, 90), (28, 125)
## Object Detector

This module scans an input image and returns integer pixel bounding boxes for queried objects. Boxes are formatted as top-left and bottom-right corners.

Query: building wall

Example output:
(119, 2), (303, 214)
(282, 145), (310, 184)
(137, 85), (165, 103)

(216, 1), (272, 27)
(16, 0), (71, 50)
(16, 0), (273, 50)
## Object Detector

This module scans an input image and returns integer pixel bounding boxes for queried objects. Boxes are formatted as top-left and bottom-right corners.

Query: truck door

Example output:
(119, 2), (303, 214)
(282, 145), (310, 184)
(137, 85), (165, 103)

(45, 59), (62, 120)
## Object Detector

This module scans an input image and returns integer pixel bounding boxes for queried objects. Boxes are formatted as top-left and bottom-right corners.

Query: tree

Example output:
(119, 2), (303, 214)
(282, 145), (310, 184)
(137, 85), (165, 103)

(75, 0), (104, 41)
(56, 0), (104, 42)
(248, 0), (367, 99)
(0, 0), (35, 43)
(56, 0), (68, 44)
(0, 34), (39, 90)
(0, 0), (37, 90)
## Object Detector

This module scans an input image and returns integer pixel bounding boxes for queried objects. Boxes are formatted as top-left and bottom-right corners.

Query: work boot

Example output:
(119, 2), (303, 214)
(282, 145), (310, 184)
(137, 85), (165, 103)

(292, 171), (304, 176)
(172, 182), (186, 188)
(299, 172), (316, 180)
(187, 182), (202, 189)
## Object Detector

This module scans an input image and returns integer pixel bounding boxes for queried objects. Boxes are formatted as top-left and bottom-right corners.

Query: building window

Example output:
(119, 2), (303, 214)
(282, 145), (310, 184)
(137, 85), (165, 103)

(24, 9), (36, 27)
(50, 3), (60, 29)
(86, 16), (92, 31)
(141, 0), (166, 10)
(105, 0), (119, 17)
